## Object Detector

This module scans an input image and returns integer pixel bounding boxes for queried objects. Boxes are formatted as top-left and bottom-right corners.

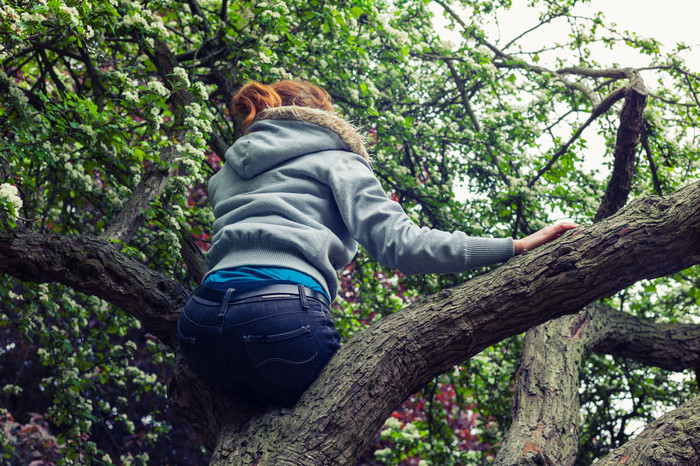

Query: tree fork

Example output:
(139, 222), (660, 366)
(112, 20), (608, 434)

(498, 73), (651, 465)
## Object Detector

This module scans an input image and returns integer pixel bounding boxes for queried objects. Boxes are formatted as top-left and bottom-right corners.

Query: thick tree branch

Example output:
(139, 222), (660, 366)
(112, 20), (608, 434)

(180, 181), (700, 465)
(596, 395), (700, 465)
(594, 74), (648, 222)
(592, 306), (700, 371)
(0, 228), (186, 347)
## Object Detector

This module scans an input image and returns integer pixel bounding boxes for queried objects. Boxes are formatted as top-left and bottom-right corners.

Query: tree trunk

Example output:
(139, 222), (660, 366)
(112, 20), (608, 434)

(495, 314), (586, 466)
(495, 304), (700, 465)
(497, 75), (654, 465)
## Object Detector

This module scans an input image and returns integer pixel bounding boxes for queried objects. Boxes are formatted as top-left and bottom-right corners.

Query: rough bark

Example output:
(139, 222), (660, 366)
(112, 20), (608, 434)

(591, 306), (700, 371)
(495, 304), (700, 466)
(597, 395), (700, 465)
(495, 314), (587, 466)
(594, 75), (648, 223)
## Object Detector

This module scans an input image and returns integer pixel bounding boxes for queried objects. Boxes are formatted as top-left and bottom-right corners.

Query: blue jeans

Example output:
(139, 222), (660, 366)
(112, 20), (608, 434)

(177, 285), (341, 407)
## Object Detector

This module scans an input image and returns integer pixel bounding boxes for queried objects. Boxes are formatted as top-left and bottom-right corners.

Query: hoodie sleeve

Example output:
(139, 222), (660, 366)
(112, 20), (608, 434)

(327, 152), (514, 275)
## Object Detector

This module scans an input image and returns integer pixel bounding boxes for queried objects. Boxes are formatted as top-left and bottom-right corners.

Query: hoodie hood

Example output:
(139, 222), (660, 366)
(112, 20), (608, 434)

(225, 106), (370, 179)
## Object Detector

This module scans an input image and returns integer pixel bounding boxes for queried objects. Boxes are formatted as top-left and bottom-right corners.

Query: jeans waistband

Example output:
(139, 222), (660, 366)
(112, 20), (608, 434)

(195, 283), (330, 307)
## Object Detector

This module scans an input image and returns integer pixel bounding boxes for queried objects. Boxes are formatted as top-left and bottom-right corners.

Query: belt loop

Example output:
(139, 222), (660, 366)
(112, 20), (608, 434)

(186, 284), (201, 302)
(218, 287), (236, 319)
(298, 284), (309, 310)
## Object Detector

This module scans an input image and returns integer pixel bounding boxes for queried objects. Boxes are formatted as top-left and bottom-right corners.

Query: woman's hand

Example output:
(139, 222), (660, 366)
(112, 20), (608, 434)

(513, 222), (578, 255)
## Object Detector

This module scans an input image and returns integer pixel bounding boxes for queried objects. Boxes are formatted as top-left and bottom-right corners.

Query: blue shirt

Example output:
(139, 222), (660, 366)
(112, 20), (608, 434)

(204, 266), (331, 302)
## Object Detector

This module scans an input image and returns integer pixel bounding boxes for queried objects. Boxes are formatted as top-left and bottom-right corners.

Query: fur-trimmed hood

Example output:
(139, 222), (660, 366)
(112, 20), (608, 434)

(225, 106), (370, 179)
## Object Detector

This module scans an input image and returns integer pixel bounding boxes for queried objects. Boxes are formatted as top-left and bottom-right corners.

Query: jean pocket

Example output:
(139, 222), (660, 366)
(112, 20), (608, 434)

(243, 325), (319, 389)
(177, 320), (198, 375)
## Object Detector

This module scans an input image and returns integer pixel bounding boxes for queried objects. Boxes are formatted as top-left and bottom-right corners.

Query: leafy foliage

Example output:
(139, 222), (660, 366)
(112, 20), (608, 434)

(0, 0), (698, 464)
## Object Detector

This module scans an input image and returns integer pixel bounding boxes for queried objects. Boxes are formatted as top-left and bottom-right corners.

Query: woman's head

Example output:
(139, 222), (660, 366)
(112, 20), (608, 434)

(232, 80), (334, 131)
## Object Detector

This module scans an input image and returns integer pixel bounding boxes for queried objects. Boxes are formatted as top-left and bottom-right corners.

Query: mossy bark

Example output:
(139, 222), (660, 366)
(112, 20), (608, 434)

(495, 304), (700, 466)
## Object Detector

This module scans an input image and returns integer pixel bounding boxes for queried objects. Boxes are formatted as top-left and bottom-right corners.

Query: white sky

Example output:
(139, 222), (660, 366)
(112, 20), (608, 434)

(487, 0), (700, 70)
(578, 0), (700, 69)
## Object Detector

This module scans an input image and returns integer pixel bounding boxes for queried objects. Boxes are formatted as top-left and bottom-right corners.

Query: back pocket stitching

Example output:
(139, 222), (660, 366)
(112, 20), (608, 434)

(243, 326), (319, 389)
(244, 325), (310, 343)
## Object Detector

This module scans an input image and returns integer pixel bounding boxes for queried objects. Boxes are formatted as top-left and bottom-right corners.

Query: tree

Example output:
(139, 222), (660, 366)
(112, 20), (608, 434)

(1, 0), (698, 464)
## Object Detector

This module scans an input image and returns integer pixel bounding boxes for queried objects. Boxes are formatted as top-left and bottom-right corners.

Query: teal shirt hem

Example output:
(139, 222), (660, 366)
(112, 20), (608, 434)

(204, 266), (331, 303)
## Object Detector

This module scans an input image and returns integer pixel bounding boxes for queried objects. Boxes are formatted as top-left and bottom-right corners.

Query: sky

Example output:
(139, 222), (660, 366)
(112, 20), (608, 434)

(577, 0), (700, 69)
(486, 0), (700, 70)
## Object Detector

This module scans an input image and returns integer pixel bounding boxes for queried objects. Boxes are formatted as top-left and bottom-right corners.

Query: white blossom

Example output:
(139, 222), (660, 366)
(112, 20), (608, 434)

(0, 5), (20, 22)
(483, 62), (498, 80)
(0, 183), (22, 216)
(123, 90), (139, 102)
(172, 67), (190, 87)
(147, 80), (170, 97)
(20, 12), (46, 22)
(185, 102), (202, 117)
(192, 81), (209, 99)
(7, 84), (29, 109)
(38, 283), (50, 303)
(58, 5), (81, 27)
(79, 124), (95, 138)
(258, 51), (272, 64)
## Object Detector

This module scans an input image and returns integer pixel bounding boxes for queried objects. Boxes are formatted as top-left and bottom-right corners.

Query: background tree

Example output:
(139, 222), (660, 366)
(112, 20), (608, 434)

(0, 0), (698, 464)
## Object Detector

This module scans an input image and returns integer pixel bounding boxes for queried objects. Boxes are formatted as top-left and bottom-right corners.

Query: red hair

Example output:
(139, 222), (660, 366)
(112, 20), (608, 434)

(232, 80), (334, 131)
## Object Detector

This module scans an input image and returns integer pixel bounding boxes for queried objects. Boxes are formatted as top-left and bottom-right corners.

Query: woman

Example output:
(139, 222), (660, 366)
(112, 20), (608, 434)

(177, 80), (577, 408)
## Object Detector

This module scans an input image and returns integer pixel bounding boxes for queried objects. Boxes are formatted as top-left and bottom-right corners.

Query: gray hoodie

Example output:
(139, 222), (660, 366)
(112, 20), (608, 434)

(205, 107), (514, 300)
